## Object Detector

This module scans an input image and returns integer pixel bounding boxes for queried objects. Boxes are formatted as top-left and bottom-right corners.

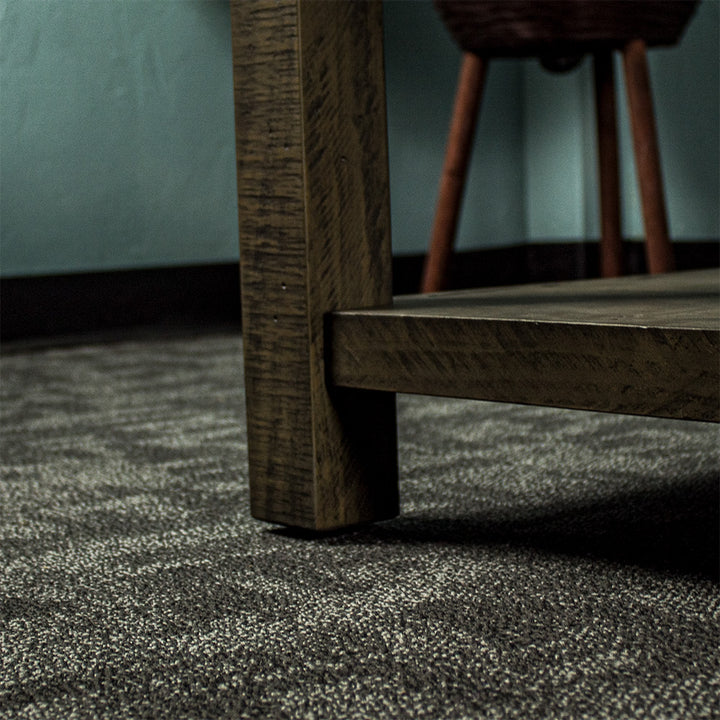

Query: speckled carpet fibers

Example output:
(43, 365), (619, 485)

(1, 331), (719, 720)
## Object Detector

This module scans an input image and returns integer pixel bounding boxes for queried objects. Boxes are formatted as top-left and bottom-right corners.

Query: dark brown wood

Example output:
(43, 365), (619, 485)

(330, 270), (720, 423)
(593, 51), (623, 278)
(435, 1), (698, 58)
(422, 53), (487, 294)
(231, 0), (398, 530)
(623, 39), (675, 275)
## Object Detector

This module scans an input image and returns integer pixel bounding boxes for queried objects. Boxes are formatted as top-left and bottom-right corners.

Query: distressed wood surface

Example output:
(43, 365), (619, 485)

(330, 270), (720, 422)
(231, 0), (398, 530)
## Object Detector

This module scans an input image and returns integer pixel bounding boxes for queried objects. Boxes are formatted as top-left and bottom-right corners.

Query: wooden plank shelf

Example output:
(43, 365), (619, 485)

(329, 269), (720, 422)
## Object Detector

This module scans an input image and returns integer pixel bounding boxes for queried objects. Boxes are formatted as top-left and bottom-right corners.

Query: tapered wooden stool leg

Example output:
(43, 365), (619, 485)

(421, 53), (487, 293)
(622, 39), (675, 274)
(593, 51), (623, 278)
(231, 0), (398, 530)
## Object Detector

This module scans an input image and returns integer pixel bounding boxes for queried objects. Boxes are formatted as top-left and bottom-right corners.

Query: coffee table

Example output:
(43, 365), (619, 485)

(230, 0), (719, 531)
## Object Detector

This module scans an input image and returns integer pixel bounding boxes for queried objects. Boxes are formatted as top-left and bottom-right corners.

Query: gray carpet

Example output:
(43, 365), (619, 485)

(1, 331), (719, 719)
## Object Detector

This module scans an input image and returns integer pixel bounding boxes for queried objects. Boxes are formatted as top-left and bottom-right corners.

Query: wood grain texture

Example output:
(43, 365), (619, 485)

(435, 0), (699, 58)
(231, 0), (398, 530)
(330, 270), (720, 422)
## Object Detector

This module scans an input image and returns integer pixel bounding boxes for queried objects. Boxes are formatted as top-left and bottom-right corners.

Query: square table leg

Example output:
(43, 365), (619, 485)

(230, 0), (399, 530)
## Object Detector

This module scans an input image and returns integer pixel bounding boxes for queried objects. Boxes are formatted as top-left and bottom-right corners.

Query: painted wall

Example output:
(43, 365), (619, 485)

(384, 1), (526, 253)
(1, 0), (718, 277)
(1, 0), (238, 276)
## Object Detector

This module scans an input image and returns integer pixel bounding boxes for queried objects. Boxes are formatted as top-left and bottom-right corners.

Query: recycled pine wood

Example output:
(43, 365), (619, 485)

(330, 269), (720, 423)
(231, 0), (398, 530)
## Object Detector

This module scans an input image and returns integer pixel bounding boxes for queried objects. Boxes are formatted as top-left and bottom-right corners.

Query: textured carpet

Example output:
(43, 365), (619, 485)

(1, 331), (719, 719)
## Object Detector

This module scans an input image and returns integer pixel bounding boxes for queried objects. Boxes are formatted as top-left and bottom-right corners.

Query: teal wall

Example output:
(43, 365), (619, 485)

(384, 1), (526, 252)
(1, 0), (237, 276)
(1, 0), (718, 277)
(521, 0), (720, 243)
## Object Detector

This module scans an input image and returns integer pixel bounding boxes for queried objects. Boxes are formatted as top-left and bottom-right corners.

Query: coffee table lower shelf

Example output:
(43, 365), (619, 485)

(329, 269), (719, 423)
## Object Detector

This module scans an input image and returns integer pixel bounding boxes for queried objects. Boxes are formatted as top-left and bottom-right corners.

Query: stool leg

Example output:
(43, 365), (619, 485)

(593, 51), (623, 278)
(421, 52), (487, 293)
(622, 39), (675, 274)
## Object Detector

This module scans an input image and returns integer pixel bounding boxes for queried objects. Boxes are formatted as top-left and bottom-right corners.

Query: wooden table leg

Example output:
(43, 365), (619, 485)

(593, 50), (623, 278)
(422, 53), (487, 294)
(231, 0), (399, 530)
(622, 38), (675, 274)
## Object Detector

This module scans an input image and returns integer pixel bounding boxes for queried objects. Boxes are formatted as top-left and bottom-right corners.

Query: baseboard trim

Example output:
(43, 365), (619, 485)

(393, 240), (720, 294)
(3, 241), (717, 343)
(1, 264), (243, 344)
